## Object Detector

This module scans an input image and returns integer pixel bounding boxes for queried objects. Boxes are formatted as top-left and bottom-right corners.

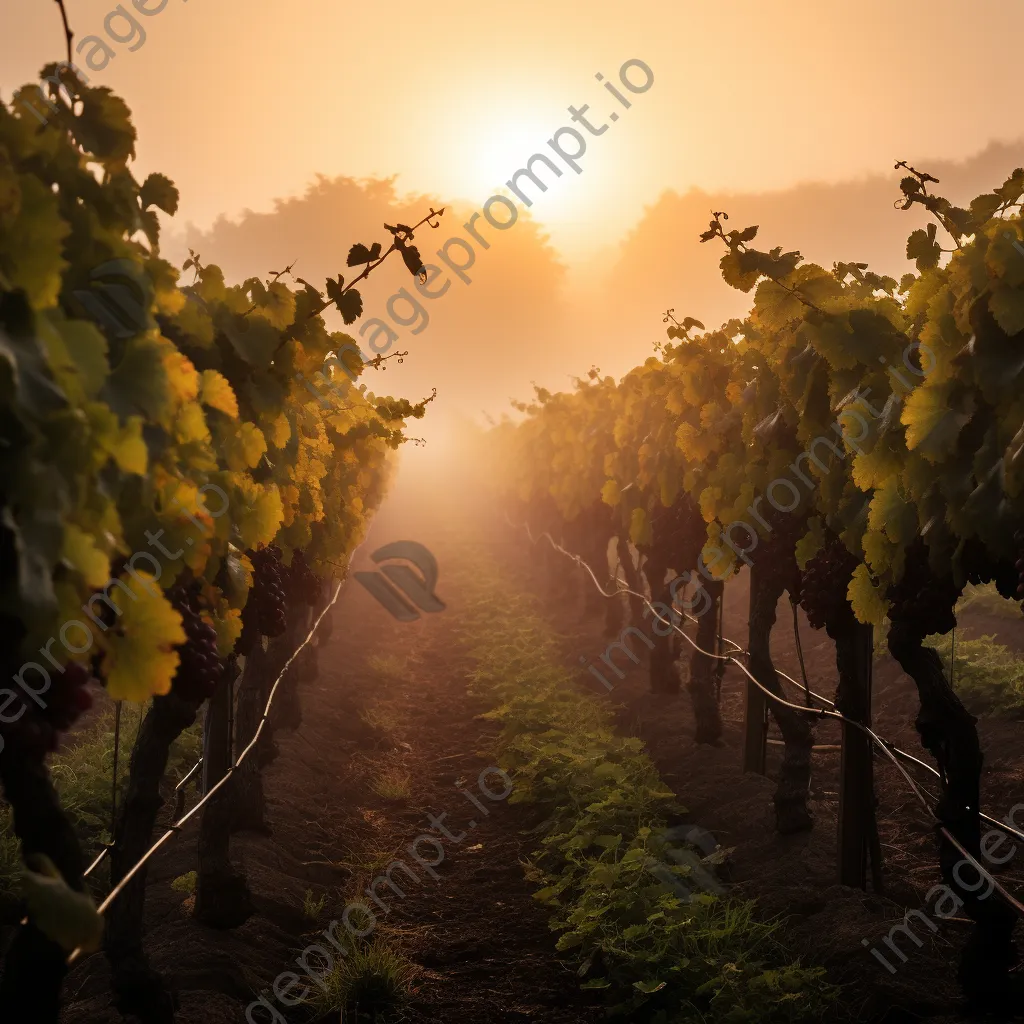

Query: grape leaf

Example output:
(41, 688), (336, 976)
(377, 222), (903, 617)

(199, 369), (239, 418)
(989, 286), (1024, 336)
(100, 573), (186, 701)
(347, 242), (382, 266)
(21, 855), (104, 953)
(906, 224), (940, 272)
(139, 172), (179, 215)
(848, 563), (889, 626)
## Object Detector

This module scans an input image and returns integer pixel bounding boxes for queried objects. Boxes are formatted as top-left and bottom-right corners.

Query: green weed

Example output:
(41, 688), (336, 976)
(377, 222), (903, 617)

(0, 702), (203, 898)
(303, 887), (327, 920)
(370, 765), (412, 801)
(359, 704), (402, 745)
(171, 871), (197, 894)
(302, 936), (415, 1018)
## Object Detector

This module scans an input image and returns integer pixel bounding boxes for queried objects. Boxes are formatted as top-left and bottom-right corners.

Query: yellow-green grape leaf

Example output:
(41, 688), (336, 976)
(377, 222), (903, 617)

(224, 422), (267, 470)
(199, 369), (239, 418)
(848, 563), (889, 626)
(601, 479), (621, 507)
(794, 518), (825, 570)
(861, 529), (894, 575)
(21, 855), (104, 954)
(258, 281), (297, 330)
(0, 175), (69, 307)
(61, 525), (110, 589)
(701, 537), (733, 580)
(39, 315), (109, 401)
(901, 380), (974, 462)
(989, 286), (1024, 337)
(629, 507), (651, 547)
(867, 478), (917, 545)
(101, 573), (186, 701)
(162, 345), (200, 406)
(235, 483), (284, 549)
(171, 295), (215, 348)
(174, 400), (211, 445)
(266, 412), (291, 449)
(851, 440), (903, 491)
(211, 606), (242, 657)
(106, 416), (148, 474)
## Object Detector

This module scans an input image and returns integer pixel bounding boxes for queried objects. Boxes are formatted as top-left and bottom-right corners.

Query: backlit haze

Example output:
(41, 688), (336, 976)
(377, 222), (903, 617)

(4, 0), (1023, 459)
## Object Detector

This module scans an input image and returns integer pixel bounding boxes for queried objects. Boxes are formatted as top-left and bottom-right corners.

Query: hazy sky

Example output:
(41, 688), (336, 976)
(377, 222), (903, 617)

(4, 0), (1023, 264)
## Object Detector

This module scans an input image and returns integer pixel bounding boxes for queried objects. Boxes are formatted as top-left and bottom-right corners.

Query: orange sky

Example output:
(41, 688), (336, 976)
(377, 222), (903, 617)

(4, 0), (1023, 263)
(3, 1), (1023, 454)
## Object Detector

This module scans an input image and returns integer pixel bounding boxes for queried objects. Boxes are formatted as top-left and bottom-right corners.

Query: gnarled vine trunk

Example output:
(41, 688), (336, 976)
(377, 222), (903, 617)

(106, 691), (201, 1023)
(688, 577), (724, 745)
(229, 639), (277, 833)
(748, 564), (813, 833)
(615, 534), (645, 628)
(230, 610), (307, 833)
(888, 623), (1017, 1006)
(0, 752), (86, 1023)
(644, 549), (678, 694)
(194, 657), (252, 928)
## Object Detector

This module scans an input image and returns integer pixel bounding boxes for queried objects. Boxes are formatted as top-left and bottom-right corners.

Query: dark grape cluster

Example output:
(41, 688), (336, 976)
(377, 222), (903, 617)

(749, 508), (806, 600)
(798, 531), (860, 631)
(886, 541), (959, 643)
(237, 545), (289, 654)
(287, 549), (324, 606)
(0, 659), (94, 758)
(170, 582), (224, 702)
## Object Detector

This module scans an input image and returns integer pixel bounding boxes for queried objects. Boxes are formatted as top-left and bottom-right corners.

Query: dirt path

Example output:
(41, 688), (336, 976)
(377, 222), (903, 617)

(60, 476), (602, 1024)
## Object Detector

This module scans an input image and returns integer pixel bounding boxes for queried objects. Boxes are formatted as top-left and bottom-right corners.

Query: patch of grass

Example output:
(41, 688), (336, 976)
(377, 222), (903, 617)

(455, 561), (838, 1023)
(303, 887), (327, 920)
(370, 765), (412, 801)
(0, 704), (136, 897)
(366, 653), (409, 682)
(336, 840), (399, 878)
(0, 703), (204, 898)
(171, 871), (197, 894)
(303, 937), (415, 1019)
(956, 582), (1022, 620)
(926, 631), (1024, 714)
(358, 704), (402, 745)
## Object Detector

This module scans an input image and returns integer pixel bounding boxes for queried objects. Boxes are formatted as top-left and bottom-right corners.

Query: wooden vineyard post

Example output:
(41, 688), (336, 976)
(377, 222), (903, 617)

(742, 579), (768, 774)
(837, 621), (880, 889)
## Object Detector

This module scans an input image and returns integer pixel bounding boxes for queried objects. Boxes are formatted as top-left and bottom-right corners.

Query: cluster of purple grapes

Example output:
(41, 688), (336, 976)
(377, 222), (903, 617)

(1, 660), (94, 758)
(237, 546), (289, 654)
(798, 531), (860, 631)
(886, 543), (959, 642)
(170, 583), (224, 702)
(750, 509), (805, 600)
(288, 550), (324, 607)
